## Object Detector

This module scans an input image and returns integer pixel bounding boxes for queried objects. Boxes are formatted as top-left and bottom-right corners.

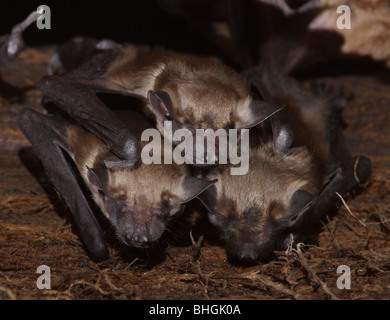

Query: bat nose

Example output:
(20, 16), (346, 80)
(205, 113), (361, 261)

(124, 231), (150, 248)
(228, 238), (275, 264)
(123, 219), (165, 248)
(237, 250), (258, 263)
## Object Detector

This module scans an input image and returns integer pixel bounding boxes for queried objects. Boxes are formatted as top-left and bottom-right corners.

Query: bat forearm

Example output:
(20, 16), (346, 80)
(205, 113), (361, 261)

(38, 75), (141, 166)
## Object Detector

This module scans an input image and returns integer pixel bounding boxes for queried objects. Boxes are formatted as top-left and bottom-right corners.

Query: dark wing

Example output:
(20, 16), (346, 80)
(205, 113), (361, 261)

(38, 38), (141, 168)
(17, 108), (109, 262)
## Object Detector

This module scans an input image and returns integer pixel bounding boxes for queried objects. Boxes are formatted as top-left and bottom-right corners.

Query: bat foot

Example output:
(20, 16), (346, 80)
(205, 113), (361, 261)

(259, 0), (322, 16)
(274, 125), (294, 152)
(353, 155), (371, 185)
(95, 39), (118, 50)
(87, 242), (110, 262)
(0, 10), (43, 66)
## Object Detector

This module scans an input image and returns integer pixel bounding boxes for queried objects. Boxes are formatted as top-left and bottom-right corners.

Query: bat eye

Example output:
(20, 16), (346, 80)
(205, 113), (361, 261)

(98, 189), (105, 197)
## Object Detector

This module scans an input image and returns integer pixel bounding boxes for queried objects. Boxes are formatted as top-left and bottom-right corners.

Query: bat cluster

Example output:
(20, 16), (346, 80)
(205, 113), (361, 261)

(2, 2), (371, 264)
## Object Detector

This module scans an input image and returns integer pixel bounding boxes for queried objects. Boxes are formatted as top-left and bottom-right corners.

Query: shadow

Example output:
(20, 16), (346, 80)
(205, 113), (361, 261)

(295, 55), (390, 81)
(227, 252), (274, 268)
(161, 200), (224, 248)
(115, 242), (168, 270)
(0, 75), (31, 103)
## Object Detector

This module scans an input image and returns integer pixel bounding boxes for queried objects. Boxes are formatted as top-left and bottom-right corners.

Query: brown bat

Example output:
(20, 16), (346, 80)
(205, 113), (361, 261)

(198, 61), (371, 263)
(17, 107), (216, 262)
(37, 36), (284, 168)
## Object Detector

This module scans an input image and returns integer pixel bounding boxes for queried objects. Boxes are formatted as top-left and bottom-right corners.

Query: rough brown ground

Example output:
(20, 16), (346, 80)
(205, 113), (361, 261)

(0, 48), (389, 300)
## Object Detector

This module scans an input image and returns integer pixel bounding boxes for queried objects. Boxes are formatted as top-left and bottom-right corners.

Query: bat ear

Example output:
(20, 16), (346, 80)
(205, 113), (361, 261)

(234, 99), (284, 129)
(147, 90), (175, 123)
(87, 166), (109, 195)
(279, 189), (315, 228)
(172, 176), (218, 205)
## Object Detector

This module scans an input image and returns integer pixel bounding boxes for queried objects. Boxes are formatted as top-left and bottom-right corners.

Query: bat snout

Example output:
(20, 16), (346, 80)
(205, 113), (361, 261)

(124, 232), (151, 248)
(226, 232), (275, 264)
(234, 246), (260, 263)
(120, 218), (165, 248)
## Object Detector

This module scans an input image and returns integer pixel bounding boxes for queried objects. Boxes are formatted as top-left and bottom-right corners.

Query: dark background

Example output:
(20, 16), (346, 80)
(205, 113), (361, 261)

(0, 0), (216, 53)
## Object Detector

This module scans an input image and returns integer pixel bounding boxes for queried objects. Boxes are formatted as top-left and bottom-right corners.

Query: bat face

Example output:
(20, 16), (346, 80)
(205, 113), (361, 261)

(147, 88), (282, 166)
(64, 108), (217, 249)
(86, 164), (216, 248)
(200, 143), (322, 263)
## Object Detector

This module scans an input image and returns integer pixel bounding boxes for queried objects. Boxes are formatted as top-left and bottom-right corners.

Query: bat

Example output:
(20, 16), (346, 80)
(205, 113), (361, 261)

(0, 9), (43, 67)
(198, 61), (371, 264)
(11, 8), (371, 266)
(37, 36), (285, 168)
(6, 11), (280, 262)
(17, 107), (217, 262)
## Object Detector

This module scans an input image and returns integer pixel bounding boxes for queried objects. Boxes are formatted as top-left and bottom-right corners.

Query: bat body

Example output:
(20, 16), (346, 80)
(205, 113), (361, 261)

(9, 10), (371, 265)
(199, 62), (371, 263)
(17, 107), (216, 261)
(38, 37), (283, 168)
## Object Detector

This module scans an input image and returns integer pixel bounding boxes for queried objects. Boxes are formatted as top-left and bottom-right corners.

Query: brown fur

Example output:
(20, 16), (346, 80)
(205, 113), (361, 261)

(66, 110), (192, 219)
(102, 45), (254, 130)
(64, 108), (213, 254)
(202, 140), (323, 228)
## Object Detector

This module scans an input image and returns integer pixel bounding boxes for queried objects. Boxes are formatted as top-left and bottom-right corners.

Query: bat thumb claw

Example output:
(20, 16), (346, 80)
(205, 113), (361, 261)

(353, 156), (371, 185)
(99, 159), (138, 169)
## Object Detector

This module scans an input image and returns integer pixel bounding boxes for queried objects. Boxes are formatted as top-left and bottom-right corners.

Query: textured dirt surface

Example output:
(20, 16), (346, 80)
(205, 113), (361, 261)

(0, 47), (389, 300)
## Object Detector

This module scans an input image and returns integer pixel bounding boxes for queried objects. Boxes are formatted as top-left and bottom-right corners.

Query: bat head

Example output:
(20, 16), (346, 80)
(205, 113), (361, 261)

(199, 145), (321, 264)
(87, 165), (217, 248)
(146, 77), (282, 166)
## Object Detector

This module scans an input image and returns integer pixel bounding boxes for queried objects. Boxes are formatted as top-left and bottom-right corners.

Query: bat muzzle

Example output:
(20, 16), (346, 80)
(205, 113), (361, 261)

(226, 232), (275, 264)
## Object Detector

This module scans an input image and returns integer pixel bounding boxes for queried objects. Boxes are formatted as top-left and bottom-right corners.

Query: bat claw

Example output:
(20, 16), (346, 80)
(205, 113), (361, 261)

(353, 156), (371, 185)
(99, 159), (138, 169)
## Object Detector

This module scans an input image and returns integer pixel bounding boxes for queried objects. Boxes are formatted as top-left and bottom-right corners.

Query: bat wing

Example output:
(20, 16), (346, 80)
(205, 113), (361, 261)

(247, 61), (371, 247)
(17, 108), (109, 262)
(287, 80), (372, 241)
(38, 38), (141, 169)
(288, 155), (371, 241)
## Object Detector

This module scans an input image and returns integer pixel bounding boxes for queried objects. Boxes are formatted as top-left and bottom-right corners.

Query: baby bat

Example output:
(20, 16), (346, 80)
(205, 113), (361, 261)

(198, 61), (371, 263)
(17, 107), (216, 262)
(37, 36), (284, 168)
